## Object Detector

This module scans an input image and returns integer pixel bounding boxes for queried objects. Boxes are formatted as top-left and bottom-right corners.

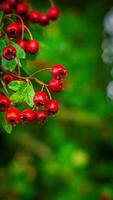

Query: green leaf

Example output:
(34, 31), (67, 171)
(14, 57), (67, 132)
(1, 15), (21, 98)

(0, 39), (6, 55)
(8, 80), (25, 91)
(2, 57), (17, 71)
(9, 81), (35, 107)
(0, 113), (12, 134)
(0, 11), (3, 25)
(24, 83), (35, 107)
(9, 41), (26, 59)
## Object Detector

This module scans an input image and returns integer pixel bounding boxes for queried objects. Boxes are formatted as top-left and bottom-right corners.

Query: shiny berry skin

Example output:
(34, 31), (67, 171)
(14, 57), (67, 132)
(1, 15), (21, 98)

(2, 46), (16, 60)
(26, 40), (39, 54)
(51, 64), (67, 79)
(47, 7), (60, 20)
(0, 96), (10, 112)
(6, 108), (20, 126)
(49, 78), (64, 93)
(6, 22), (21, 38)
(33, 91), (48, 107)
(16, 39), (26, 50)
(35, 110), (47, 122)
(46, 100), (59, 115)
(3, 73), (15, 85)
(28, 10), (40, 23)
(0, 1), (12, 13)
(20, 109), (35, 124)
(39, 14), (50, 26)
(16, 2), (28, 16)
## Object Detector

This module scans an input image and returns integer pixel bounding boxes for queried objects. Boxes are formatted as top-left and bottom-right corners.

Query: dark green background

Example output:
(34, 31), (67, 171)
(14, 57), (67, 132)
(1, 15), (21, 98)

(0, 0), (113, 199)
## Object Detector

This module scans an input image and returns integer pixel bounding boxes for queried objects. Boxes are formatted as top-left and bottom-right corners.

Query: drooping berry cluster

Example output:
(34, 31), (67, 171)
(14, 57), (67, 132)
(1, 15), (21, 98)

(0, 0), (67, 132)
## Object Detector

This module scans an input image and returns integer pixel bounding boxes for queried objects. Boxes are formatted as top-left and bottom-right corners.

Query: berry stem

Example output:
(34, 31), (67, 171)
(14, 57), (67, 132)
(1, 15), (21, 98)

(16, 59), (21, 78)
(30, 77), (48, 86)
(49, 0), (55, 7)
(45, 86), (52, 100)
(29, 67), (51, 78)
(24, 25), (33, 40)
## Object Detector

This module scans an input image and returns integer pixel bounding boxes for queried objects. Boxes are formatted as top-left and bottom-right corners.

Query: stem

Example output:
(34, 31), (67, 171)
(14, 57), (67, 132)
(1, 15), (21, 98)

(49, 0), (55, 7)
(41, 85), (44, 91)
(30, 77), (48, 86)
(24, 25), (33, 40)
(45, 86), (52, 100)
(5, 14), (25, 40)
(29, 68), (51, 78)
(16, 59), (21, 78)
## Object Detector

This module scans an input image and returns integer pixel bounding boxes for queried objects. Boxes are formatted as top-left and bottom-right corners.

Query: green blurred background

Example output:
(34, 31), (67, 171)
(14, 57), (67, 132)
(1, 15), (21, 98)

(1, 0), (113, 199)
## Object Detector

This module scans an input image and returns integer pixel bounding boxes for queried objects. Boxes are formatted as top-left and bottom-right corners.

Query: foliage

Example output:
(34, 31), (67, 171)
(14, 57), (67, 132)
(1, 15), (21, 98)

(0, 0), (113, 200)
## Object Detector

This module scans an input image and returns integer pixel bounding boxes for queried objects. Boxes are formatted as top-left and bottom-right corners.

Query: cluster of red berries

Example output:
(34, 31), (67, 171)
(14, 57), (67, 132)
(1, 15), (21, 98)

(1, 0), (60, 58)
(0, 64), (66, 126)
(0, 0), (67, 130)
(0, 0), (60, 26)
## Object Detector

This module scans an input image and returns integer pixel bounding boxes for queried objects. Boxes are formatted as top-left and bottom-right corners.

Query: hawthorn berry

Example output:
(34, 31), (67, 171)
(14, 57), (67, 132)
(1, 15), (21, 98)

(47, 7), (60, 20)
(7, 0), (16, 7)
(51, 64), (67, 79)
(6, 107), (20, 126)
(6, 22), (21, 38)
(46, 100), (59, 115)
(2, 46), (16, 60)
(20, 109), (35, 124)
(25, 39), (40, 54)
(39, 14), (50, 26)
(33, 91), (48, 107)
(16, 39), (27, 50)
(16, 2), (28, 16)
(3, 73), (15, 85)
(35, 110), (47, 122)
(28, 10), (40, 23)
(49, 78), (64, 93)
(0, 96), (10, 112)
(0, 1), (12, 13)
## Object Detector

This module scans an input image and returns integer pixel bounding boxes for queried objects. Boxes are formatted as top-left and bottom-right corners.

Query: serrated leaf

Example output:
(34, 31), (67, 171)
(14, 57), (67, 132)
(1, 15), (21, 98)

(0, 40), (6, 55)
(9, 41), (26, 59)
(0, 11), (3, 25)
(2, 57), (17, 71)
(0, 113), (12, 134)
(9, 81), (35, 107)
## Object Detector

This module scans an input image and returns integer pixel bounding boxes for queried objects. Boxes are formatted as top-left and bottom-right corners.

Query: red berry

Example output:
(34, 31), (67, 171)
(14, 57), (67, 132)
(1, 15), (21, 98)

(7, 0), (16, 7)
(49, 78), (64, 93)
(33, 91), (48, 107)
(46, 100), (59, 115)
(20, 109), (35, 124)
(0, 96), (10, 112)
(16, 2), (28, 16)
(47, 7), (60, 20)
(51, 64), (67, 79)
(26, 39), (39, 54)
(16, 39), (26, 50)
(35, 110), (47, 122)
(3, 73), (15, 85)
(28, 10), (40, 23)
(39, 14), (50, 26)
(0, 1), (12, 13)
(6, 22), (21, 38)
(2, 46), (16, 60)
(6, 107), (20, 126)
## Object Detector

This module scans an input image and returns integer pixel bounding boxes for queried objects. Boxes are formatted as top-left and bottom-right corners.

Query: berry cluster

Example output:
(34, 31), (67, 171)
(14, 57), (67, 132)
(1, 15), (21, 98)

(0, 0), (67, 131)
